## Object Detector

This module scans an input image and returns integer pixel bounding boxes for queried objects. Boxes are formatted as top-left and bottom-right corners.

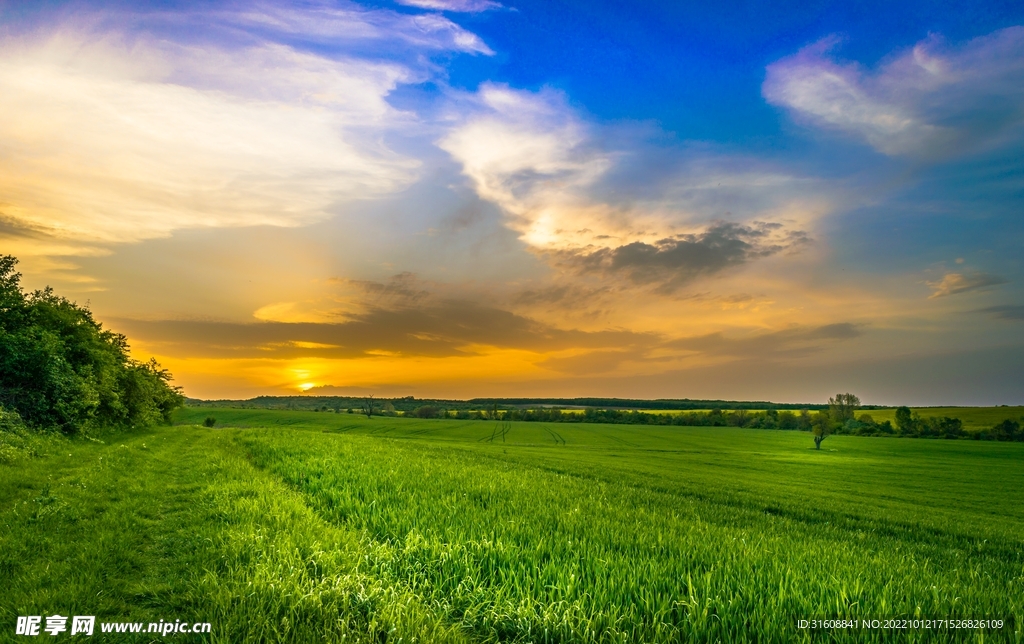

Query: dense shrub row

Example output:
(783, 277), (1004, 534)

(401, 406), (820, 427)
(888, 406), (1023, 441)
(0, 255), (183, 434)
(399, 403), (1023, 442)
(983, 418), (1023, 441)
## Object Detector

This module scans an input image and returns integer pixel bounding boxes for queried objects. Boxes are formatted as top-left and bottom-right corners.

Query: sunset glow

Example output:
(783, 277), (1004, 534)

(3, 1), (1023, 405)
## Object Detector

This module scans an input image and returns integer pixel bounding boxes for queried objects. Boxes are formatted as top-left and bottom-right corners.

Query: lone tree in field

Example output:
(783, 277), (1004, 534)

(362, 395), (375, 418)
(812, 393), (861, 450)
(811, 413), (833, 450)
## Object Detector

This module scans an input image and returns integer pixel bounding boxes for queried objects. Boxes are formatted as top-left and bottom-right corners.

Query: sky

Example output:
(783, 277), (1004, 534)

(2, 0), (1023, 405)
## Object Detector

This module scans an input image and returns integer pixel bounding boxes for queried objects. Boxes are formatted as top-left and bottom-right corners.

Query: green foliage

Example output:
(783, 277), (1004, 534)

(361, 396), (375, 418)
(0, 255), (183, 434)
(0, 405), (25, 432)
(828, 392), (861, 423)
(810, 410), (837, 449)
(0, 406), (51, 464)
(412, 405), (441, 418)
(871, 405), (1024, 433)
(976, 418), (1024, 442)
(886, 408), (973, 439)
(991, 418), (1021, 441)
(204, 416), (217, 427)
(895, 406), (914, 434)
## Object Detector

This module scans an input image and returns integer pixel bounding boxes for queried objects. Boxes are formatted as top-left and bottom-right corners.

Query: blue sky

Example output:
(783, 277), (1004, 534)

(1, 0), (1022, 403)
(444, 0), (1024, 134)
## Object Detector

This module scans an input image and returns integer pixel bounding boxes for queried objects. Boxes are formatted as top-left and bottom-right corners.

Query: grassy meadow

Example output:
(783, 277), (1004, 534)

(1, 407), (1022, 642)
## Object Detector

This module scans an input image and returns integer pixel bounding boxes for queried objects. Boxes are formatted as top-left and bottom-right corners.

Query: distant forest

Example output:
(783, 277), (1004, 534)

(186, 395), (872, 412)
(186, 395), (1023, 442)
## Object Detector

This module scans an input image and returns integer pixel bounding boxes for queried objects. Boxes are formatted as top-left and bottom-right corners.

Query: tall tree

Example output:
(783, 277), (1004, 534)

(894, 406), (916, 435)
(828, 393), (861, 424)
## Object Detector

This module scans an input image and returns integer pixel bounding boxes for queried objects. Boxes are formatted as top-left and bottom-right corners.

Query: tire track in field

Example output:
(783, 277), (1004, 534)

(478, 423), (497, 442)
(407, 425), (446, 438)
(597, 427), (639, 448)
(327, 423), (367, 434)
(479, 420), (513, 442)
(541, 424), (565, 445)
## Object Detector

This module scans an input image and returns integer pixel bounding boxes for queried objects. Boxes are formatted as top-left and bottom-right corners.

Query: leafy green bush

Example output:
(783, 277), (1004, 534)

(0, 255), (184, 434)
(412, 405), (440, 418)
(978, 418), (1023, 441)
(0, 406), (29, 463)
(0, 405), (63, 463)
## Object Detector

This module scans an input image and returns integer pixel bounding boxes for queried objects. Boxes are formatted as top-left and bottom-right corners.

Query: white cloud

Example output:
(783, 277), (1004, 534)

(0, 29), (423, 247)
(439, 84), (625, 250)
(224, 2), (494, 55)
(0, 1), (501, 255)
(397, 0), (502, 13)
(763, 27), (1024, 157)
(439, 85), (830, 256)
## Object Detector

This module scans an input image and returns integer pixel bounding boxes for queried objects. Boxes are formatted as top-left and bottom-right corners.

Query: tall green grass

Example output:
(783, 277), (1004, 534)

(0, 427), (466, 643)
(3, 409), (1022, 642)
(236, 419), (1023, 643)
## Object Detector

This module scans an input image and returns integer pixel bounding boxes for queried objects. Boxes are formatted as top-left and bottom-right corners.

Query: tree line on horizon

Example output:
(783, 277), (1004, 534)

(186, 394), (849, 412)
(187, 387), (1023, 446)
(192, 393), (1022, 443)
(396, 395), (1023, 444)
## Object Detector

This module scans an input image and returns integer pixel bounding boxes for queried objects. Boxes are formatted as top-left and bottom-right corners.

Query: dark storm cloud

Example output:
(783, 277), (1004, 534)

(113, 301), (658, 359)
(562, 222), (808, 292)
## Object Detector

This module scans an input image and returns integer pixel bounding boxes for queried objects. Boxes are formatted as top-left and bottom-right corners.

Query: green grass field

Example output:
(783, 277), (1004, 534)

(2, 408), (1022, 642)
